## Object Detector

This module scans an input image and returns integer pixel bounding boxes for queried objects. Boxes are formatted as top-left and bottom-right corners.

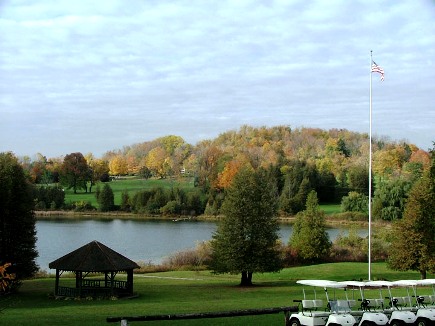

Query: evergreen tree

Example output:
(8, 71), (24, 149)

(290, 190), (331, 263)
(0, 152), (38, 280)
(97, 183), (114, 212)
(209, 167), (282, 286)
(120, 189), (130, 212)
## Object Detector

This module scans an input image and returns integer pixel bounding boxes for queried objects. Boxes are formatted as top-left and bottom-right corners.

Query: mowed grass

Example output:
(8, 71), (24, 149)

(319, 204), (341, 215)
(64, 177), (197, 208)
(63, 177), (343, 215)
(2, 263), (431, 326)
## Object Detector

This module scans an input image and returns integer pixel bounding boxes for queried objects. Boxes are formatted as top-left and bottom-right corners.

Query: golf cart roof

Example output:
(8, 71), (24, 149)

(415, 279), (435, 286)
(338, 280), (366, 288)
(296, 280), (345, 288)
(364, 280), (393, 288)
(391, 280), (418, 287)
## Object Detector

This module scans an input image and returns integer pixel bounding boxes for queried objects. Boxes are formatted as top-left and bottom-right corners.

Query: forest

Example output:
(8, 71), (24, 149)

(22, 125), (432, 220)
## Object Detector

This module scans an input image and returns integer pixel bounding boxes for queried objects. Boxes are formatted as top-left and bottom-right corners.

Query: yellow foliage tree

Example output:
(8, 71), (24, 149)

(146, 147), (168, 178)
(109, 155), (128, 176)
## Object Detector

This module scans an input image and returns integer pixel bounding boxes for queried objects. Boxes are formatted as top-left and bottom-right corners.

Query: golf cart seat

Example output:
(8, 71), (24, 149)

(302, 299), (324, 311)
(392, 296), (412, 309)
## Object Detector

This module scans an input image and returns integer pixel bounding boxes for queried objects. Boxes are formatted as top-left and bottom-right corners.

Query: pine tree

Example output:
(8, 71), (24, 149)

(97, 183), (114, 212)
(290, 190), (331, 263)
(209, 167), (282, 286)
(0, 152), (38, 280)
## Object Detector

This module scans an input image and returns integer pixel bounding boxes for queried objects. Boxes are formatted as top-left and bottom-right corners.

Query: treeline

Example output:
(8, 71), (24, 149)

(24, 125), (432, 220)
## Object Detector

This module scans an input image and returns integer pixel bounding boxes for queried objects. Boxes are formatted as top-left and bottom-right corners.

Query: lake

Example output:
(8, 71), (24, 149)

(36, 219), (368, 271)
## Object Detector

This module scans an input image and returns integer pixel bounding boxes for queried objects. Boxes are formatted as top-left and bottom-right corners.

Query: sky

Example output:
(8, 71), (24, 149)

(1, 0), (434, 158)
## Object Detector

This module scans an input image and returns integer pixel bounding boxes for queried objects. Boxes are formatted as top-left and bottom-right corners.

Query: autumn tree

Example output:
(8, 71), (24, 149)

(109, 155), (128, 176)
(59, 152), (90, 194)
(85, 153), (109, 192)
(209, 167), (282, 286)
(290, 190), (331, 263)
(196, 142), (223, 190)
(0, 152), (38, 280)
(145, 147), (168, 178)
(216, 160), (243, 189)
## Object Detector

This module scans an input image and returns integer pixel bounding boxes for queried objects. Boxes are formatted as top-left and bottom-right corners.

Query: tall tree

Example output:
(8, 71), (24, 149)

(60, 152), (90, 194)
(209, 167), (282, 286)
(0, 152), (38, 280)
(290, 190), (331, 263)
(387, 174), (435, 278)
(387, 144), (435, 278)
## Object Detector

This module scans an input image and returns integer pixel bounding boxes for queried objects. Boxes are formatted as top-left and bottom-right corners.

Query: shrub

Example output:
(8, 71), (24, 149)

(341, 191), (368, 213)
(33, 185), (65, 210)
(162, 241), (212, 270)
(160, 200), (180, 215)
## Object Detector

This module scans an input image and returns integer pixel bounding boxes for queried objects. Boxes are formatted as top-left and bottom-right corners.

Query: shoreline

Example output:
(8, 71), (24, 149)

(34, 210), (380, 228)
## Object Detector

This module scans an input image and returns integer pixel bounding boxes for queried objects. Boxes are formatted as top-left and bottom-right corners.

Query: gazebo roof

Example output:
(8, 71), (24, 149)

(49, 240), (140, 272)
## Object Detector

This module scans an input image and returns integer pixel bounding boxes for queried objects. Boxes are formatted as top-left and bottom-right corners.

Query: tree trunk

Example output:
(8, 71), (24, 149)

(240, 271), (253, 286)
(420, 269), (427, 280)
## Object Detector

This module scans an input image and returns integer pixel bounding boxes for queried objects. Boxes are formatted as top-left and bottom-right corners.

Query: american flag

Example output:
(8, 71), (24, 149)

(371, 61), (385, 81)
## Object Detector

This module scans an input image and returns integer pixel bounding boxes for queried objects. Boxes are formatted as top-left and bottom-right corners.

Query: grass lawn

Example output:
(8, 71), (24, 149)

(2, 263), (430, 326)
(319, 204), (341, 215)
(64, 177), (197, 208)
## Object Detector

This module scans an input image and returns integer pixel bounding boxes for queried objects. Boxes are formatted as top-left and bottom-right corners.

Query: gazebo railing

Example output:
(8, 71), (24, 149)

(57, 286), (79, 297)
(82, 279), (128, 289)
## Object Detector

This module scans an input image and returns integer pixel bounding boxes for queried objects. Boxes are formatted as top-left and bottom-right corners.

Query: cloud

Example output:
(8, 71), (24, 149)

(1, 0), (434, 157)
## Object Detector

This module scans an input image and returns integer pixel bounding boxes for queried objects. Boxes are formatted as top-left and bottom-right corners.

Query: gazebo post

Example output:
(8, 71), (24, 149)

(55, 269), (60, 295)
(127, 269), (133, 293)
(110, 271), (115, 296)
(76, 271), (82, 297)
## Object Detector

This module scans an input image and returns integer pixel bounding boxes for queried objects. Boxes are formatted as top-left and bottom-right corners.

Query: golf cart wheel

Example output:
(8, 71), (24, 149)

(289, 318), (301, 326)
(416, 317), (430, 326)
(389, 320), (403, 326)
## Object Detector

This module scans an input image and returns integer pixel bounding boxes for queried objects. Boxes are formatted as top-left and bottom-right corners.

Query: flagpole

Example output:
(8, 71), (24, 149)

(368, 50), (373, 281)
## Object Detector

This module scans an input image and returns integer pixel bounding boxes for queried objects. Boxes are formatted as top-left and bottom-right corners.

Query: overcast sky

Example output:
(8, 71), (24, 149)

(1, 0), (434, 158)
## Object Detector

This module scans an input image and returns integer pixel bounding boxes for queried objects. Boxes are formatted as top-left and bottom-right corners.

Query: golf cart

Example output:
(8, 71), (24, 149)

(365, 280), (416, 326)
(339, 280), (389, 326)
(393, 279), (435, 326)
(289, 280), (357, 326)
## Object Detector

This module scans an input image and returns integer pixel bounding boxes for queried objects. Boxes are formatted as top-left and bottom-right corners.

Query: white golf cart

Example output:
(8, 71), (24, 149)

(365, 280), (416, 326)
(289, 280), (357, 326)
(339, 280), (389, 326)
(393, 279), (435, 326)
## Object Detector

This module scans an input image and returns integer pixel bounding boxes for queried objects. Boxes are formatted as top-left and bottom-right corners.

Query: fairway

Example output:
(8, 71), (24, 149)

(63, 177), (197, 208)
(2, 263), (430, 326)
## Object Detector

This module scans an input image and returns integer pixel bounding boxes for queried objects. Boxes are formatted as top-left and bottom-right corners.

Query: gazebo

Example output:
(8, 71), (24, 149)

(49, 240), (140, 298)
